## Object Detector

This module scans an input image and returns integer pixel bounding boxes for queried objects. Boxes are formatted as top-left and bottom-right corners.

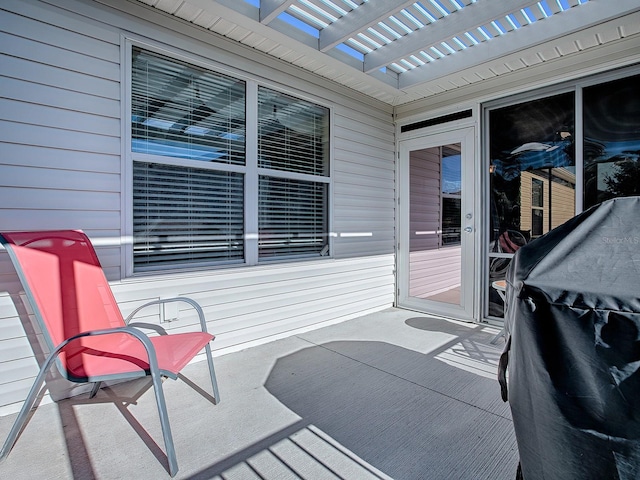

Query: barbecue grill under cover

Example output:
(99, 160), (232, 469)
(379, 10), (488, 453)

(502, 196), (640, 479)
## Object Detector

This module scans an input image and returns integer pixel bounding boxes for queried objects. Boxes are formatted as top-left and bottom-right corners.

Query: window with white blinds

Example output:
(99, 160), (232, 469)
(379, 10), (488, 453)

(259, 176), (328, 258)
(133, 162), (244, 269)
(258, 87), (329, 176)
(129, 46), (330, 271)
(257, 87), (330, 259)
(131, 46), (246, 164)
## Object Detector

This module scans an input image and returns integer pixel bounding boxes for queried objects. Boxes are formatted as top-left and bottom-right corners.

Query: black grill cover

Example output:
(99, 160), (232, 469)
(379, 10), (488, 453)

(502, 196), (640, 480)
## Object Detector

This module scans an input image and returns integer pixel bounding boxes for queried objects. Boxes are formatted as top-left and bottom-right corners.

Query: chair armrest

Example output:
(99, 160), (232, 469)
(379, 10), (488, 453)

(128, 322), (169, 336)
(125, 297), (209, 333)
(55, 326), (160, 368)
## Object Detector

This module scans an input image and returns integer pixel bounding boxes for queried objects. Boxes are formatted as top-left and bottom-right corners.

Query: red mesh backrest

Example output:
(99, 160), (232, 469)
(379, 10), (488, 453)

(2, 230), (125, 349)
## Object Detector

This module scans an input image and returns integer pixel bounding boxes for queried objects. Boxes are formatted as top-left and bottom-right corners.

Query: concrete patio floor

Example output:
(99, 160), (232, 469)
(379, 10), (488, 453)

(0, 308), (518, 479)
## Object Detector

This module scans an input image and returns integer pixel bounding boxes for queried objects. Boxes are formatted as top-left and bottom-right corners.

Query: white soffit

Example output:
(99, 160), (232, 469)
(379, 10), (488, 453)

(134, 0), (640, 106)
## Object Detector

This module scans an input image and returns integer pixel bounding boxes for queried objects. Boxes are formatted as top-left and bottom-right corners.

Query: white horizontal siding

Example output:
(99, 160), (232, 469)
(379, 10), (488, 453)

(0, 0), (396, 415)
(0, 121), (120, 154)
(1, 143), (120, 174)
(0, 0), (123, 301)
(1, 54), (121, 100)
(1, 164), (120, 193)
(332, 106), (395, 258)
(0, 286), (48, 415)
(0, 98), (119, 137)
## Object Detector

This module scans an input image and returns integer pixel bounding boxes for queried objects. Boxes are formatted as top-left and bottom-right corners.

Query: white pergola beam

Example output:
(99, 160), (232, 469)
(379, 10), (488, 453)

(319, 0), (416, 52)
(260, 0), (295, 24)
(398, 0), (640, 89)
(363, 0), (536, 73)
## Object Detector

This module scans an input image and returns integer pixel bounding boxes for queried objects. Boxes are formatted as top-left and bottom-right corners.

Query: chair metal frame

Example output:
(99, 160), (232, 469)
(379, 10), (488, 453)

(0, 230), (220, 477)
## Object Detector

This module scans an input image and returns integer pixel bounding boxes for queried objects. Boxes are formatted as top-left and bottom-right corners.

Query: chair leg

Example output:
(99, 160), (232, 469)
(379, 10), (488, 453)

(204, 343), (220, 404)
(89, 381), (102, 399)
(0, 352), (57, 462)
(490, 327), (506, 344)
(149, 360), (179, 477)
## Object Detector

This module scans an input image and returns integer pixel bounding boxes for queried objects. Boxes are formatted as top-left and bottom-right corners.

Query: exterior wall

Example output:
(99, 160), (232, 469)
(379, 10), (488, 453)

(0, 0), (395, 415)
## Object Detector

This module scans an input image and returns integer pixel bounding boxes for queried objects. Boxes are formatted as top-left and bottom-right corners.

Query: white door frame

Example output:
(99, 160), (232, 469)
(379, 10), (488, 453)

(397, 126), (479, 322)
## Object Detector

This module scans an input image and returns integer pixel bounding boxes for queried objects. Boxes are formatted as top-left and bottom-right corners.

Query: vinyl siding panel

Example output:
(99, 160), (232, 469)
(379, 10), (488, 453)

(0, 0), (395, 415)
(0, 290), (47, 411)
(332, 109), (395, 258)
(1, 54), (121, 100)
(409, 248), (462, 298)
(0, 99), (120, 137)
(1, 143), (120, 174)
(0, 121), (120, 154)
(1, 164), (120, 193)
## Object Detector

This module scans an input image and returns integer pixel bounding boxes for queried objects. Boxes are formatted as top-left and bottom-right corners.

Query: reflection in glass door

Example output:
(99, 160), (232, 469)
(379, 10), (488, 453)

(408, 144), (462, 304)
(487, 92), (576, 318)
(485, 72), (640, 321)
(398, 128), (475, 321)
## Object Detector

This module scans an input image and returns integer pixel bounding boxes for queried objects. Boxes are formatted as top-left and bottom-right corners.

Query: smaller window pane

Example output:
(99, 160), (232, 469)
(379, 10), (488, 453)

(584, 73), (640, 209)
(131, 47), (246, 164)
(489, 92), (575, 244)
(133, 161), (244, 270)
(259, 176), (328, 259)
(258, 87), (329, 176)
(532, 208), (543, 237)
(442, 198), (461, 245)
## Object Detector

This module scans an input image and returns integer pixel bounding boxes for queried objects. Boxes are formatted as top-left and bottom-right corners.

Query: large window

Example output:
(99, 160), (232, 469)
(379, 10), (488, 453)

(130, 46), (330, 272)
(487, 92), (576, 318)
(486, 69), (640, 319)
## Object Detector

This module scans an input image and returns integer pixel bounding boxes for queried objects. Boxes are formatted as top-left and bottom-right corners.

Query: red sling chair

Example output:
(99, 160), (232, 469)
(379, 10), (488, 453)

(0, 230), (220, 476)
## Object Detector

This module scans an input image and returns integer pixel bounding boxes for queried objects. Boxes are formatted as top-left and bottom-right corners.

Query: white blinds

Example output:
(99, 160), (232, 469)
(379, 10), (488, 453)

(257, 87), (329, 176)
(133, 162), (244, 269)
(259, 176), (328, 258)
(257, 87), (329, 258)
(131, 46), (246, 164)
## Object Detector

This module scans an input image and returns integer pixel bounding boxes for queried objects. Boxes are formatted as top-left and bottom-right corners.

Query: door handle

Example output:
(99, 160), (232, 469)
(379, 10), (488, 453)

(464, 226), (473, 233)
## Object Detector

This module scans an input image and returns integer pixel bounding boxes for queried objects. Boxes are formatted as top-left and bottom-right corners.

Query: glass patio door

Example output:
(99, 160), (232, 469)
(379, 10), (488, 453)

(397, 127), (476, 321)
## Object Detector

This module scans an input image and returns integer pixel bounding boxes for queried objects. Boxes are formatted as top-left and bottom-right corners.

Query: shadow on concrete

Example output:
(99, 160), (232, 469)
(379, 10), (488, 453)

(260, 340), (518, 480)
